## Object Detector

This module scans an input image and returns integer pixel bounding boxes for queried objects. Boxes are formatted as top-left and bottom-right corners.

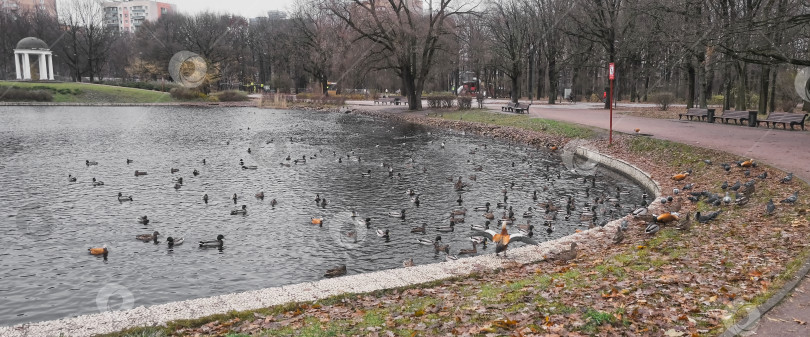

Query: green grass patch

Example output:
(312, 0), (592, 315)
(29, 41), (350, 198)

(0, 81), (172, 103)
(432, 110), (597, 138)
(627, 137), (702, 166)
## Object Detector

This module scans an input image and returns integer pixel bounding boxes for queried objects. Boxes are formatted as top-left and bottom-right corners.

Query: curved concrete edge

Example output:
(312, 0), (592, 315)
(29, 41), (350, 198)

(0, 147), (662, 337)
(573, 145), (662, 198)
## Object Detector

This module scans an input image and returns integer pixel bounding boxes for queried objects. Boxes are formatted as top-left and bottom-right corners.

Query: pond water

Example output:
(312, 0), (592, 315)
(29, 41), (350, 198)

(0, 106), (645, 325)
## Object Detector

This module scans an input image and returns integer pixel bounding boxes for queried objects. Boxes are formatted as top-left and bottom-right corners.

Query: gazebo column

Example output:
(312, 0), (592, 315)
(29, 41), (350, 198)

(39, 53), (47, 80)
(22, 53), (31, 80)
(14, 52), (21, 80)
(47, 54), (54, 80)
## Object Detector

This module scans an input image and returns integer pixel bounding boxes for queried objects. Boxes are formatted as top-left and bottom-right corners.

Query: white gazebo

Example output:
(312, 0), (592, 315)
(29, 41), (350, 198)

(14, 37), (54, 81)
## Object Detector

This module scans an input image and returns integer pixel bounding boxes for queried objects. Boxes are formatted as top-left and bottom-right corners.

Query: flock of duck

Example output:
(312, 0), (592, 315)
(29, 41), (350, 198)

(70, 136), (651, 281)
(78, 159), (226, 259)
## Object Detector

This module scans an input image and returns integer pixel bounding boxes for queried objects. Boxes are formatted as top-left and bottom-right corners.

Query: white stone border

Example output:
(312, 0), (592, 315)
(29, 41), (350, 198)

(0, 144), (661, 337)
(574, 146), (662, 197)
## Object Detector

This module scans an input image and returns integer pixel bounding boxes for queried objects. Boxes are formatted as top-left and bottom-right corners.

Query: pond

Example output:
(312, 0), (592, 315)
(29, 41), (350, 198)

(0, 106), (645, 325)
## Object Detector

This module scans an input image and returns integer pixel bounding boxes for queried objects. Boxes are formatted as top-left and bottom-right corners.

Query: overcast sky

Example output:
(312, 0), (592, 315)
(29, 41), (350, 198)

(168, 0), (295, 18)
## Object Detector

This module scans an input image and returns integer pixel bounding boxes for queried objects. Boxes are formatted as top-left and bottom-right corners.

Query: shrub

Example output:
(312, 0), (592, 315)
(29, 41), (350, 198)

(294, 93), (346, 106)
(650, 92), (675, 111)
(170, 87), (204, 100)
(101, 80), (180, 93)
(216, 90), (249, 102)
(0, 86), (53, 102)
(589, 93), (600, 102)
(425, 94), (456, 108)
(709, 94), (724, 106)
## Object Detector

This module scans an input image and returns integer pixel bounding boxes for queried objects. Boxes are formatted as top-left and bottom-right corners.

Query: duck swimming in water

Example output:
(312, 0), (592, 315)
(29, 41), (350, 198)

(270, 198), (278, 206)
(311, 217), (324, 227)
(255, 192), (265, 200)
(474, 202), (490, 211)
(202, 194), (209, 204)
(68, 174), (77, 182)
(357, 217), (371, 228)
(436, 221), (455, 232)
(136, 231), (159, 243)
(137, 215), (149, 225)
(92, 177), (104, 186)
(86, 160), (98, 166)
(411, 223), (426, 234)
(376, 229), (390, 241)
(134, 170), (147, 176)
(324, 264), (347, 278)
(230, 205), (247, 215)
(117, 192), (133, 202)
(167, 237), (184, 248)
(388, 209), (405, 218)
(458, 242), (478, 255)
(199, 234), (224, 248)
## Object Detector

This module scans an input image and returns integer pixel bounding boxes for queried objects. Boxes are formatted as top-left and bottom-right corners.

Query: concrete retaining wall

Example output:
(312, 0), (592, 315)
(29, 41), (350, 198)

(574, 146), (661, 197)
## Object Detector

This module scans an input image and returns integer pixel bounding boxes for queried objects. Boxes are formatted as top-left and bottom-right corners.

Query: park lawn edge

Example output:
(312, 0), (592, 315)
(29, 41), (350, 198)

(0, 81), (173, 103)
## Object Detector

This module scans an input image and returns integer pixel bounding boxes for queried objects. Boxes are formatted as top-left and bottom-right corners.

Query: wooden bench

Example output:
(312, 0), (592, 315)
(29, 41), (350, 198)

(502, 102), (517, 112)
(757, 112), (808, 130)
(678, 108), (710, 121)
(513, 103), (531, 114)
(374, 97), (408, 105)
(374, 97), (396, 105)
(718, 110), (751, 125)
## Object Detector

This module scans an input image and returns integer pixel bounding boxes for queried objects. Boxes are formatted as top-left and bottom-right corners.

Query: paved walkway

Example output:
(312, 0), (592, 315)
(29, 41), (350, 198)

(516, 103), (810, 182)
(519, 103), (810, 336)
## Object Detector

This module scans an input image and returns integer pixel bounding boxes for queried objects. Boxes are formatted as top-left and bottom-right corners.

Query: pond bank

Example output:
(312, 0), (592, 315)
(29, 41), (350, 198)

(4, 106), (810, 337)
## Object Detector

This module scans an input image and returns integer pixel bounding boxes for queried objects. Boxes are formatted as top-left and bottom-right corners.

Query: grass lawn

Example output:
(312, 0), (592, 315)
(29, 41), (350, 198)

(0, 81), (172, 103)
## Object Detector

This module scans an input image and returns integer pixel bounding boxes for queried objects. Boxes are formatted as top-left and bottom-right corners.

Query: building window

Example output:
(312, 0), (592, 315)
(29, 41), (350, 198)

(161, 8), (167, 14)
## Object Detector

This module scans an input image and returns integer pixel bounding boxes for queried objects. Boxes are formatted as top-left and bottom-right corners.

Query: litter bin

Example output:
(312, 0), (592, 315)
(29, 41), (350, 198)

(748, 110), (758, 127)
(707, 109), (716, 123)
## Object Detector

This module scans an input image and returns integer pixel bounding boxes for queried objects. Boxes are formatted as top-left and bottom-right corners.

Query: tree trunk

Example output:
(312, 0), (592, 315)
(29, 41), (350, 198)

(547, 57), (557, 104)
(736, 62), (747, 110)
(510, 75), (519, 103)
(321, 76), (328, 97)
(687, 62), (696, 108)
(769, 66), (777, 112)
(758, 64), (770, 114)
(527, 50), (534, 101)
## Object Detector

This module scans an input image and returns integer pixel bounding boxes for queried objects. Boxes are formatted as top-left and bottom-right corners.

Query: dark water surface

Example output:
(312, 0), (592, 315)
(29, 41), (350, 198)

(0, 106), (644, 325)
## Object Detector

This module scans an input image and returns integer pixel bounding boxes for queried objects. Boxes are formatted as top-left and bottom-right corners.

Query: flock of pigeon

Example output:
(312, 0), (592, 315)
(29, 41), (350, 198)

(622, 158), (800, 243)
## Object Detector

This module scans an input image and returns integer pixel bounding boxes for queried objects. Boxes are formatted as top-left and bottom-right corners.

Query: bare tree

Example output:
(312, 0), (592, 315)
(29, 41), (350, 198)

(323, 0), (475, 109)
(58, 0), (118, 82)
(485, 0), (531, 103)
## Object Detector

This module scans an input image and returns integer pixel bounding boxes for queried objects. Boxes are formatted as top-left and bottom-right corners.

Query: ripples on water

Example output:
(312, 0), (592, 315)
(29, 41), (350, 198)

(0, 106), (645, 325)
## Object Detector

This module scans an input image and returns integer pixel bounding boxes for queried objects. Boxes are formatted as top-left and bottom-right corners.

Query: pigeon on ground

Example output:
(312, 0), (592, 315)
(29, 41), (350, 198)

(780, 191), (799, 204)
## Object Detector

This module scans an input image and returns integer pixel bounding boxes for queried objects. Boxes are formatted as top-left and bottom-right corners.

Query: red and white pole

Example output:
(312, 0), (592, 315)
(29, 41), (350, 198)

(609, 62), (615, 145)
